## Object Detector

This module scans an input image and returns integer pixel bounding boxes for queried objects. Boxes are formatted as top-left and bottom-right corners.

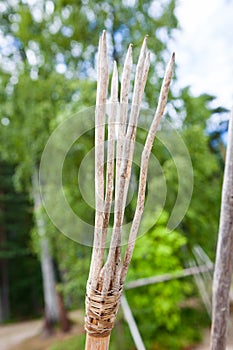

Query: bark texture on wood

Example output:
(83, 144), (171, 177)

(210, 109), (233, 350)
(85, 334), (110, 350)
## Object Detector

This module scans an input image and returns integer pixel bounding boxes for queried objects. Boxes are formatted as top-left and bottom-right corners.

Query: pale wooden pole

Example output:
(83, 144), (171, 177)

(121, 294), (146, 350)
(85, 31), (175, 350)
(85, 335), (110, 350)
(124, 264), (213, 290)
(210, 108), (233, 350)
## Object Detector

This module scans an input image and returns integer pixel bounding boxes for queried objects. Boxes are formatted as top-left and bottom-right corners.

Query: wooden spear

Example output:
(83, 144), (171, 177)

(85, 31), (175, 350)
(210, 108), (233, 350)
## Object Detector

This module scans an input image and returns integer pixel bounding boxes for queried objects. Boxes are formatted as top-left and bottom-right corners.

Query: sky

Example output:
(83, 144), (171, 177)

(173, 0), (233, 111)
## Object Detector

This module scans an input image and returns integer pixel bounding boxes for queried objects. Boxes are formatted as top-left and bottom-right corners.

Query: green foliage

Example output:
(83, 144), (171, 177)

(149, 90), (224, 259)
(172, 90), (222, 258)
(125, 212), (196, 348)
(0, 0), (180, 183)
(180, 88), (215, 128)
(108, 210), (211, 349)
(54, 234), (91, 307)
(181, 125), (222, 258)
(0, 71), (77, 188)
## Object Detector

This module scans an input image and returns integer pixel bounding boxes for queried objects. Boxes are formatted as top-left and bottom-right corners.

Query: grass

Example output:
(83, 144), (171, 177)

(49, 334), (85, 350)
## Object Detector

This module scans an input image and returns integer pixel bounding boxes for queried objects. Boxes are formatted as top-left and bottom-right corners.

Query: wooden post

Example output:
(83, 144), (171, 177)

(210, 108), (233, 349)
(85, 334), (110, 350)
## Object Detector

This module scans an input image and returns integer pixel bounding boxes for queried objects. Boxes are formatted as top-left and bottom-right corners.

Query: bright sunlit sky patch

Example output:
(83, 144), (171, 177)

(172, 0), (233, 110)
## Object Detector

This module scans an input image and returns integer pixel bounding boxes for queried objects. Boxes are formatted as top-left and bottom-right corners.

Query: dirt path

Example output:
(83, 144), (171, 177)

(0, 319), (43, 350)
(0, 311), (83, 350)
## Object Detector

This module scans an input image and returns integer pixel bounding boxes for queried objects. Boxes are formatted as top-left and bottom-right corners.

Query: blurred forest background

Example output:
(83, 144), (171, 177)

(0, 0), (230, 349)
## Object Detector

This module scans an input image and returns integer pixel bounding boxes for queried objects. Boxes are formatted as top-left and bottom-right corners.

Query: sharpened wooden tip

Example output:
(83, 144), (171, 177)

(141, 35), (148, 51)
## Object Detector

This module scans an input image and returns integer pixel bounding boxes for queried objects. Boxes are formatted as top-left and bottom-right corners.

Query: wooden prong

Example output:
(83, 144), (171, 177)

(120, 44), (133, 107)
(130, 35), (148, 110)
(111, 61), (118, 103)
(102, 38), (149, 292)
(88, 31), (109, 289)
(121, 52), (175, 285)
(100, 61), (118, 258)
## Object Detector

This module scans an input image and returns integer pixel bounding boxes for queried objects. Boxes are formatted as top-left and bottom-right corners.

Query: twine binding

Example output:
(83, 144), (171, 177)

(85, 283), (123, 337)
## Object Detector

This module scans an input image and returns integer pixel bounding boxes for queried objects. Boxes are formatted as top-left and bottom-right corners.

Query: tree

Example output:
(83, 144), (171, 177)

(0, 0), (178, 98)
(32, 169), (59, 329)
(0, 67), (76, 328)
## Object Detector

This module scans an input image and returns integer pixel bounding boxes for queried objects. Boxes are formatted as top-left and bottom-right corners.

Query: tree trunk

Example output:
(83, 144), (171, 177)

(85, 334), (110, 350)
(32, 168), (59, 328)
(40, 237), (59, 324)
(210, 109), (233, 349)
(0, 258), (10, 323)
(57, 289), (70, 332)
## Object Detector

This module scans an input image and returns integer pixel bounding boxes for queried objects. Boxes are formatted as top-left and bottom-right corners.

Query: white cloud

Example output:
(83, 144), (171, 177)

(173, 0), (233, 109)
